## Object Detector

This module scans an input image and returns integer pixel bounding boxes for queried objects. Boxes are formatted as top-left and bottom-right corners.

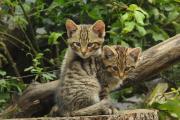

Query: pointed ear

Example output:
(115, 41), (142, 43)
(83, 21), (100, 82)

(102, 45), (115, 59)
(92, 20), (105, 38)
(66, 19), (78, 37)
(128, 47), (141, 62)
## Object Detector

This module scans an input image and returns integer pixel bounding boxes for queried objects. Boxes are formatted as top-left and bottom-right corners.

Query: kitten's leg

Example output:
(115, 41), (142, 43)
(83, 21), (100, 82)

(48, 105), (59, 117)
(70, 99), (114, 116)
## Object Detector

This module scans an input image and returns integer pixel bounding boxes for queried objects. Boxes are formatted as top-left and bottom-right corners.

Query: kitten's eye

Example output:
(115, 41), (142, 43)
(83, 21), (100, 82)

(73, 42), (81, 47)
(131, 66), (135, 69)
(112, 66), (118, 71)
(124, 67), (131, 71)
(87, 43), (94, 47)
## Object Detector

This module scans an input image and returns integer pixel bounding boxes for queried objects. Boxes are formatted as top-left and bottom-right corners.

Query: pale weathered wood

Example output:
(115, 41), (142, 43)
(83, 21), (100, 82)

(119, 34), (180, 90)
(2, 34), (180, 118)
(130, 34), (180, 80)
(7, 109), (158, 120)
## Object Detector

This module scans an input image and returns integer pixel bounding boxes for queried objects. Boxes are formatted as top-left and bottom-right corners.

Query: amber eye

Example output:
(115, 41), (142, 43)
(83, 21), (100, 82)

(87, 43), (94, 47)
(112, 66), (118, 71)
(73, 42), (81, 47)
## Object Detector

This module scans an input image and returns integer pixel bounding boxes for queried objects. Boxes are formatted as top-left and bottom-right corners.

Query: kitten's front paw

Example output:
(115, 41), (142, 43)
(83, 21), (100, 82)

(48, 105), (60, 117)
(111, 107), (119, 114)
(101, 107), (113, 115)
(102, 107), (119, 115)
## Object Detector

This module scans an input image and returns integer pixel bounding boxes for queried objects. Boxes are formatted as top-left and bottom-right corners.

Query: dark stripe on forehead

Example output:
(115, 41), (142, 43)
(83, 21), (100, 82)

(115, 46), (128, 69)
(79, 25), (90, 45)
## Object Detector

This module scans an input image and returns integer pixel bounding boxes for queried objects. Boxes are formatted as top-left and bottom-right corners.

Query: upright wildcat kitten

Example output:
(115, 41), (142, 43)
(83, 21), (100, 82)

(55, 20), (106, 116)
(60, 19), (105, 80)
(70, 45), (141, 116)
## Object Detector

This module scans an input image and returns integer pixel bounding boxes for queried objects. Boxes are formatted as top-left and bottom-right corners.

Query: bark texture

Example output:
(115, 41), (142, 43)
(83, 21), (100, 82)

(118, 34), (180, 90)
(8, 109), (158, 120)
(126, 34), (180, 81)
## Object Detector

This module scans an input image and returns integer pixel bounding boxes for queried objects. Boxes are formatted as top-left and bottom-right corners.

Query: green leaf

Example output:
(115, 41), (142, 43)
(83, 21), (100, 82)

(148, 0), (156, 4)
(87, 6), (103, 20)
(111, 19), (122, 28)
(23, 3), (31, 13)
(134, 11), (145, 26)
(0, 99), (6, 104)
(137, 8), (149, 18)
(172, 22), (180, 33)
(151, 8), (160, 20)
(24, 66), (33, 72)
(0, 70), (6, 77)
(158, 99), (180, 118)
(152, 32), (166, 41)
(55, 0), (64, 5)
(0, 80), (6, 86)
(151, 26), (169, 41)
(128, 4), (139, 11)
(122, 21), (135, 33)
(121, 40), (129, 47)
(110, 35), (122, 44)
(48, 32), (63, 45)
(136, 24), (147, 36)
(0, 93), (10, 101)
(121, 13), (132, 22)
(42, 73), (56, 81)
(36, 53), (44, 60)
(168, 11), (179, 22)
(25, 0), (36, 3)
(175, 0), (180, 2)
(13, 16), (28, 29)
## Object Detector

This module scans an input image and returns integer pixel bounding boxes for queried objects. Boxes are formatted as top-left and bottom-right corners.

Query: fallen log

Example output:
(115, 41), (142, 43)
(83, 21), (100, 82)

(1, 34), (180, 118)
(119, 33), (180, 90)
(0, 81), (59, 118)
(8, 109), (159, 120)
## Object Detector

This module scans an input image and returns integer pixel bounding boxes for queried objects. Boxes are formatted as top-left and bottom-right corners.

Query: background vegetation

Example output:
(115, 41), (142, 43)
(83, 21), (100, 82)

(0, 0), (180, 119)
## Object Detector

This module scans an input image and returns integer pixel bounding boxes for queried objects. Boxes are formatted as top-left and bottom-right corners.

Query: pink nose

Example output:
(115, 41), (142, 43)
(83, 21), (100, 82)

(119, 72), (124, 77)
(81, 48), (86, 55)
(82, 52), (86, 55)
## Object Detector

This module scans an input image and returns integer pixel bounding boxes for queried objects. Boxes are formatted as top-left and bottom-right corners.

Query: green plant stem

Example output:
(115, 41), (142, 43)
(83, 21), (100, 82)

(0, 31), (30, 50)
(19, 26), (37, 55)
(43, 57), (59, 68)
(0, 42), (22, 81)
(17, 0), (40, 52)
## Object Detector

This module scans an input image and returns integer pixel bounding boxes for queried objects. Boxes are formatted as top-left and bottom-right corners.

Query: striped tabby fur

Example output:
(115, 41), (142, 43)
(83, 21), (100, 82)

(55, 20), (106, 116)
(60, 19), (105, 80)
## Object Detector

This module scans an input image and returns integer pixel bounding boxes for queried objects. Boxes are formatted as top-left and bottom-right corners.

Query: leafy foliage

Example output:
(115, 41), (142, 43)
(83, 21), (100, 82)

(0, 69), (25, 112)
(0, 0), (179, 117)
(24, 53), (56, 82)
(151, 88), (180, 119)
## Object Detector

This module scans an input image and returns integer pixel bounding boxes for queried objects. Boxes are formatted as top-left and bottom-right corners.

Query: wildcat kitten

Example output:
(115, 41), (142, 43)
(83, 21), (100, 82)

(60, 19), (105, 80)
(55, 19), (106, 116)
(70, 45), (141, 116)
(99, 45), (141, 99)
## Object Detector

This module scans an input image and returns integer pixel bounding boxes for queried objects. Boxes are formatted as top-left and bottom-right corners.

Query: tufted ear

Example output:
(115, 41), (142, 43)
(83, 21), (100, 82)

(66, 19), (78, 37)
(102, 45), (115, 59)
(92, 20), (105, 38)
(128, 47), (141, 62)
